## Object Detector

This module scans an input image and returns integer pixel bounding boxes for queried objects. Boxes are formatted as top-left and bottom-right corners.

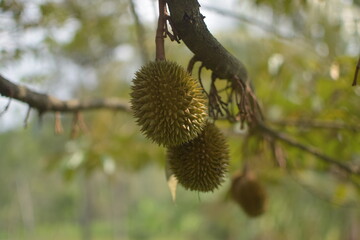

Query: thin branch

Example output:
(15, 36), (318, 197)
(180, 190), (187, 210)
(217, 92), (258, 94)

(0, 74), (131, 114)
(268, 138), (287, 168)
(258, 122), (360, 176)
(71, 112), (81, 139)
(271, 119), (360, 132)
(352, 56), (360, 86)
(187, 55), (199, 74)
(70, 112), (89, 139)
(197, 63), (209, 98)
(129, 0), (149, 63)
(77, 112), (89, 133)
(155, 0), (166, 61)
(23, 105), (31, 128)
(164, 15), (181, 43)
(0, 97), (12, 116)
(54, 112), (64, 134)
(288, 170), (360, 207)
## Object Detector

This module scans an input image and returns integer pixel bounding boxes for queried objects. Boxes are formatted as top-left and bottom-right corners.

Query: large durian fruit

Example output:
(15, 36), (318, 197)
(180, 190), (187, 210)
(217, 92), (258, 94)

(167, 122), (229, 192)
(130, 61), (207, 146)
(230, 171), (267, 217)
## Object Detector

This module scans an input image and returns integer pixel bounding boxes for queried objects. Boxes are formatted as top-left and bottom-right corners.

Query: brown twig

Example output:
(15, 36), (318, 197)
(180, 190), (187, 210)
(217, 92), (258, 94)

(164, 15), (181, 43)
(23, 105), (31, 128)
(55, 111), (64, 134)
(352, 56), (360, 86)
(163, 9), (181, 44)
(0, 97), (12, 116)
(258, 122), (360, 176)
(70, 112), (88, 138)
(208, 74), (227, 119)
(71, 112), (81, 139)
(187, 55), (199, 74)
(245, 81), (263, 122)
(155, 0), (167, 61)
(270, 119), (360, 132)
(0, 74), (131, 114)
(77, 112), (89, 134)
(232, 76), (255, 127)
(197, 63), (209, 98)
(267, 138), (287, 168)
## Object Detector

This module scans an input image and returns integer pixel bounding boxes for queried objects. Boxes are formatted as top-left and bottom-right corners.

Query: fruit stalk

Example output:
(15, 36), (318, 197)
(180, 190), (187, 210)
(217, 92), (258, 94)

(155, 0), (166, 61)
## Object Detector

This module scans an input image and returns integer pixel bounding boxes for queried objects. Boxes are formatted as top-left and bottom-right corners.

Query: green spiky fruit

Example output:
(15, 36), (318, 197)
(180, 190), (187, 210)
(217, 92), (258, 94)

(130, 61), (207, 146)
(230, 171), (267, 217)
(167, 122), (229, 192)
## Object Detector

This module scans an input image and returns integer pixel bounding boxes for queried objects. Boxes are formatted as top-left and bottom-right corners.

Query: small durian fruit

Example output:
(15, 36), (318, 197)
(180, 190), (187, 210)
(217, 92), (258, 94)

(130, 61), (207, 146)
(230, 171), (267, 217)
(167, 122), (229, 192)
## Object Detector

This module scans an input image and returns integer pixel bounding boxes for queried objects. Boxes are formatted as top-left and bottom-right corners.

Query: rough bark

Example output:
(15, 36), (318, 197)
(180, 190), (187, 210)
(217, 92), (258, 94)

(167, 0), (248, 83)
(0, 74), (131, 114)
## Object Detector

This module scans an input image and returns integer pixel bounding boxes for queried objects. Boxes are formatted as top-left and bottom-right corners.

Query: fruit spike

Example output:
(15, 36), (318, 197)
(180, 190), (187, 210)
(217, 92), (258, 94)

(130, 61), (208, 146)
(230, 171), (267, 217)
(168, 122), (229, 192)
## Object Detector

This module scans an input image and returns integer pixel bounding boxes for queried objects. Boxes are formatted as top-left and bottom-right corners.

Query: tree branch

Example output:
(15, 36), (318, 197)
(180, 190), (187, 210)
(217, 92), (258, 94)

(166, 0), (248, 83)
(0, 74), (131, 114)
(155, 0), (167, 61)
(270, 119), (360, 132)
(258, 122), (360, 176)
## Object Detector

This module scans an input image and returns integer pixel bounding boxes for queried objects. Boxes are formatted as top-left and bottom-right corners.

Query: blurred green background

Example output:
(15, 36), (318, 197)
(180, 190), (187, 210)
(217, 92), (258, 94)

(0, 0), (359, 239)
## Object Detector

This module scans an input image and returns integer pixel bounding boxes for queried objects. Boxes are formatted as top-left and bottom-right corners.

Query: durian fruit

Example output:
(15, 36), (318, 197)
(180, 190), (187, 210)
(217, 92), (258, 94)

(167, 122), (229, 192)
(130, 61), (207, 146)
(230, 171), (267, 217)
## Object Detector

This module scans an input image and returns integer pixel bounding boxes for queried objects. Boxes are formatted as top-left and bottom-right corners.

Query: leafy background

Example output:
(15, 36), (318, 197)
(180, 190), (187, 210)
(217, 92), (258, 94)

(0, 0), (359, 239)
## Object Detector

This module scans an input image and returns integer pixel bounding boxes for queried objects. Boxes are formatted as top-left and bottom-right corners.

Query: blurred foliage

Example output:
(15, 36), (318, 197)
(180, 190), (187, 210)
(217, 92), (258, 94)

(254, 0), (308, 16)
(1, 0), (360, 239)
